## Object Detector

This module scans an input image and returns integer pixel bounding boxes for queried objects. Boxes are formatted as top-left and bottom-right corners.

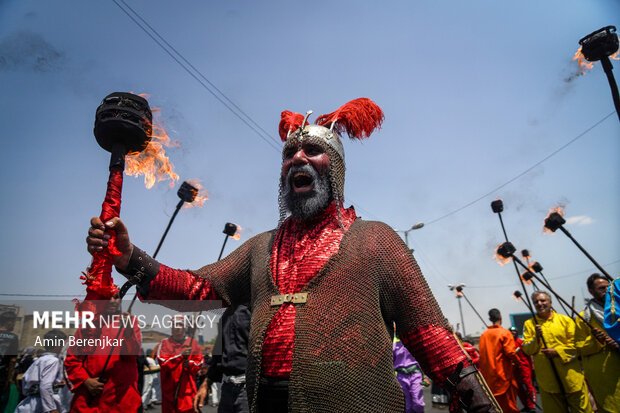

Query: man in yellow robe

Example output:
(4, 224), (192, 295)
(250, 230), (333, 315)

(523, 291), (592, 412)
(576, 274), (620, 413)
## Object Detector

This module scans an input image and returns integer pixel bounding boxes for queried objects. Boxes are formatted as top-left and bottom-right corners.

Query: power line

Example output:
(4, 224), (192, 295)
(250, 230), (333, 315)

(111, 0), (281, 152)
(465, 258), (620, 289)
(424, 111), (616, 226)
(111, 1), (615, 228)
(111, 0), (383, 220)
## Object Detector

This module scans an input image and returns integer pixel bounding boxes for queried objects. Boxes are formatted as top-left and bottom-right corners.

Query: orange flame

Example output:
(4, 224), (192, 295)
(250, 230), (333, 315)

(542, 205), (565, 234)
(494, 246), (512, 266)
(125, 108), (180, 189)
(573, 47), (595, 74)
(231, 224), (242, 241)
(182, 179), (209, 209)
(520, 271), (532, 285)
(455, 290), (463, 297)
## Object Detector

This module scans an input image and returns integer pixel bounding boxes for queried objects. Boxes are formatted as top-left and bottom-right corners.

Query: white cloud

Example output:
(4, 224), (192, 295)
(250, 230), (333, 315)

(566, 215), (594, 226)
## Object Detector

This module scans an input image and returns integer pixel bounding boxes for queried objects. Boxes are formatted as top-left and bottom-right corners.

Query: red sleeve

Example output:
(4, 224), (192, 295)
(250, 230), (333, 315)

(401, 326), (470, 385)
(182, 339), (203, 375)
(140, 234), (262, 308)
(64, 351), (90, 391)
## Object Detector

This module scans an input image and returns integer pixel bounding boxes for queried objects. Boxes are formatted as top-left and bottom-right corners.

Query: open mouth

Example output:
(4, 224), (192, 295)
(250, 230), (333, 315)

(291, 171), (314, 193)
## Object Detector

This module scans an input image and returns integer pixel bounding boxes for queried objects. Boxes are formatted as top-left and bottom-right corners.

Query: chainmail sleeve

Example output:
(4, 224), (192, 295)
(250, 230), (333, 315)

(370, 221), (470, 385)
(143, 231), (274, 308)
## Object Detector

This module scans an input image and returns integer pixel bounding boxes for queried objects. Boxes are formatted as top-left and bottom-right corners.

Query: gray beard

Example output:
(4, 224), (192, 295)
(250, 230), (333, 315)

(282, 164), (332, 220)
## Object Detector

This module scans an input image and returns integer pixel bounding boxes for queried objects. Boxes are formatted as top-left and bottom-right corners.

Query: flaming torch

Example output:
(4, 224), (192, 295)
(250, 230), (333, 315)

(543, 207), (613, 282)
(490, 199), (538, 314)
(218, 222), (241, 260)
(498, 243), (603, 333)
(122, 179), (206, 307)
(577, 26), (620, 122)
(82, 92), (153, 303)
(513, 290), (535, 315)
(495, 242), (566, 397)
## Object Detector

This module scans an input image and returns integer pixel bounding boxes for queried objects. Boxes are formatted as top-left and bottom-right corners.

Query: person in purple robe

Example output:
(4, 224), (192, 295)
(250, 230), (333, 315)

(394, 337), (429, 413)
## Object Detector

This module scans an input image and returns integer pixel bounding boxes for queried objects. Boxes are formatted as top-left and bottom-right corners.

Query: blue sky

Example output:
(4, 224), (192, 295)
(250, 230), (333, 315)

(0, 0), (618, 337)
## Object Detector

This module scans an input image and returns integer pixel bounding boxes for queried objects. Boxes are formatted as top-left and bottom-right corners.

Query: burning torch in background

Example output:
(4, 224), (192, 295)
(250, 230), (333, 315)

(575, 26), (620, 122)
(497, 242), (607, 335)
(490, 199), (539, 317)
(123, 179), (208, 307)
(495, 241), (567, 397)
(543, 206), (613, 282)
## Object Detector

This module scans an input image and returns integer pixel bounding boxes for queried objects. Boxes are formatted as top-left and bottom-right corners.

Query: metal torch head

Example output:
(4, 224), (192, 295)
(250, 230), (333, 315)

(579, 26), (619, 62)
(94, 92), (153, 154)
(223, 222), (238, 236)
(455, 285), (463, 293)
(177, 181), (198, 203)
(531, 262), (543, 273)
(491, 199), (504, 213)
(521, 249), (530, 258)
(544, 212), (566, 232)
(521, 271), (534, 282)
(513, 290), (522, 299)
(497, 242), (516, 259)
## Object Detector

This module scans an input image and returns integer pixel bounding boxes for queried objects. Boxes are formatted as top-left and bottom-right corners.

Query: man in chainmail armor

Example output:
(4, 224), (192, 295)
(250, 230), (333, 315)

(87, 98), (500, 412)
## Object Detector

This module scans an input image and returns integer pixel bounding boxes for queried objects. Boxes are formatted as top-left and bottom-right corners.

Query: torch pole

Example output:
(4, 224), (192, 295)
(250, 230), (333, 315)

(514, 291), (535, 315)
(460, 292), (488, 329)
(539, 269), (570, 316)
(153, 199), (185, 258)
(492, 208), (536, 316)
(558, 226), (613, 282)
(600, 56), (620, 122)
(218, 234), (229, 261)
(173, 224), (237, 405)
(516, 260), (598, 331)
(124, 198), (186, 311)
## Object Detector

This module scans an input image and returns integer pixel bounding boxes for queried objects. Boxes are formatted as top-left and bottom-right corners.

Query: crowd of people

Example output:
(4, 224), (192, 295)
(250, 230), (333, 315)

(0, 98), (618, 412)
(474, 274), (619, 413)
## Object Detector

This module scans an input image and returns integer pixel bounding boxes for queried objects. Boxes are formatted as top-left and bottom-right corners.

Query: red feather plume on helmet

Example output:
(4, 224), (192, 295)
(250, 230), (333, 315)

(316, 98), (384, 140)
(278, 111), (306, 142)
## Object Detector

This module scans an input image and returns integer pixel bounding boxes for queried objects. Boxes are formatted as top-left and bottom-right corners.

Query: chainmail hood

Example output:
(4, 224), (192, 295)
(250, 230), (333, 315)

(277, 98), (384, 226)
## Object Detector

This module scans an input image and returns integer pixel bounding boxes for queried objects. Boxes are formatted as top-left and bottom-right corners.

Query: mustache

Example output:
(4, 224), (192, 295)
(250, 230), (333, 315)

(285, 164), (319, 183)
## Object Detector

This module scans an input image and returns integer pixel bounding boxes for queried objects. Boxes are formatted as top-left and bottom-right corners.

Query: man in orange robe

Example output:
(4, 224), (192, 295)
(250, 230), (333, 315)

(478, 308), (521, 413)
(157, 315), (203, 413)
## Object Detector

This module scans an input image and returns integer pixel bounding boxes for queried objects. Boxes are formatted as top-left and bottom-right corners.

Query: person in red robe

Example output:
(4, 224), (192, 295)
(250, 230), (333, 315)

(509, 326), (537, 412)
(157, 315), (203, 413)
(65, 297), (142, 413)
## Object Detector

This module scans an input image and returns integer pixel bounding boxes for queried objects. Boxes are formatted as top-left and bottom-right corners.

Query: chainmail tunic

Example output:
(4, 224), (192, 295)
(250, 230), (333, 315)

(144, 217), (469, 412)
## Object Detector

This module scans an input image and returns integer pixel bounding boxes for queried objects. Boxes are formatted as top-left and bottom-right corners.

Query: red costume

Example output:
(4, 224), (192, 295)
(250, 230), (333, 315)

(157, 335), (202, 413)
(64, 318), (142, 412)
(514, 336), (536, 409)
(122, 98), (500, 412)
(461, 341), (480, 368)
